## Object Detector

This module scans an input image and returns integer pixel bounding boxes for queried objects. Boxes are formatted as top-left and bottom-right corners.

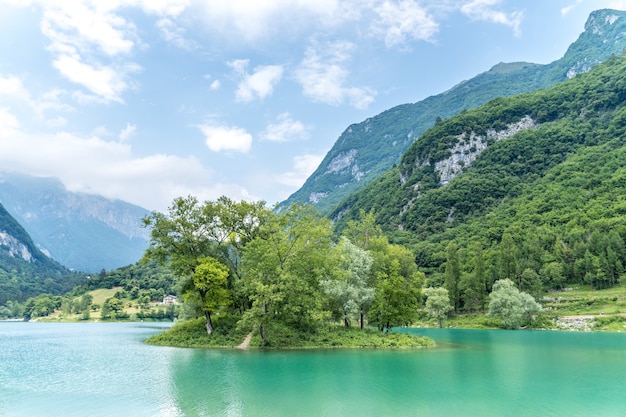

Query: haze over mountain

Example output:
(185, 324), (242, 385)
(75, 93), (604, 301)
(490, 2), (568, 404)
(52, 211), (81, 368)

(0, 173), (150, 272)
(0, 202), (81, 303)
(282, 9), (626, 214)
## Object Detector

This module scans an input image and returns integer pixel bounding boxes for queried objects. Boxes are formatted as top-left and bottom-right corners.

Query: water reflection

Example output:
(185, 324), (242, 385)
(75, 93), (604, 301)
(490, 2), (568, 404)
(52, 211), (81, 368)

(167, 329), (626, 417)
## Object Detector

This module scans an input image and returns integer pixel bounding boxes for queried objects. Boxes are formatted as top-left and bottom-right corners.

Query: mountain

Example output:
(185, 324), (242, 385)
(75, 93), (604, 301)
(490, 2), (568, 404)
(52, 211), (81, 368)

(0, 173), (150, 272)
(329, 49), (626, 293)
(282, 9), (626, 214)
(0, 202), (82, 304)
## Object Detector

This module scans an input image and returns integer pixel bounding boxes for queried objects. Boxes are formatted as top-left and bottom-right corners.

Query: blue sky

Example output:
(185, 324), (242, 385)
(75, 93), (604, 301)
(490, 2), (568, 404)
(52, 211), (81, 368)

(1, 0), (625, 212)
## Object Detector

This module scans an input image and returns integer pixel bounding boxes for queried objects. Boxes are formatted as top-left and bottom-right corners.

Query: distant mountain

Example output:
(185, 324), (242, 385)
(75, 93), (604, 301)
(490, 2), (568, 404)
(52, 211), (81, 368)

(282, 9), (626, 214)
(0, 173), (150, 272)
(0, 202), (82, 303)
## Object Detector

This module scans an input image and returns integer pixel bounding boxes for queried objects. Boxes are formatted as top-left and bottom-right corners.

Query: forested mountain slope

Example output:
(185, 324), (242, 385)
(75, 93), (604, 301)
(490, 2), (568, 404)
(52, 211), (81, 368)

(0, 202), (82, 303)
(282, 9), (626, 214)
(330, 52), (626, 303)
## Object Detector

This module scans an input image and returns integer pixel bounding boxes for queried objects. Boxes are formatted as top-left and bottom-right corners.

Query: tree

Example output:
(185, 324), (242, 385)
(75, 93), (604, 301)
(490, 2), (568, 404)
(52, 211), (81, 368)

(424, 287), (453, 328)
(444, 241), (461, 312)
(320, 237), (375, 329)
(240, 204), (334, 342)
(370, 260), (422, 331)
(519, 268), (542, 298)
(488, 279), (541, 329)
(343, 209), (383, 250)
(143, 196), (268, 334)
(461, 242), (486, 312)
(191, 257), (230, 334)
(499, 233), (518, 283)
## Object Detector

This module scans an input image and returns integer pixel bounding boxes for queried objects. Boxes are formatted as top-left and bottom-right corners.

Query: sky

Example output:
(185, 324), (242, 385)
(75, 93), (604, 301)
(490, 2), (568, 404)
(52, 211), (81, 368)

(1, 0), (626, 212)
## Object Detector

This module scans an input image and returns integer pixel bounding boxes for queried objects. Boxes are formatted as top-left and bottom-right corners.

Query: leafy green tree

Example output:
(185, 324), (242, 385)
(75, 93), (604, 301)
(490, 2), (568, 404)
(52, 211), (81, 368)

(499, 233), (518, 283)
(101, 297), (123, 319)
(343, 209), (383, 250)
(424, 287), (453, 328)
(143, 196), (269, 334)
(370, 260), (422, 331)
(488, 279), (541, 329)
(519, 268), (542, 298)
(461, 242), (486, 312)
(240, 204), (334, 342)
(191, 257), (230, 334)
(444, 241), (461, 312)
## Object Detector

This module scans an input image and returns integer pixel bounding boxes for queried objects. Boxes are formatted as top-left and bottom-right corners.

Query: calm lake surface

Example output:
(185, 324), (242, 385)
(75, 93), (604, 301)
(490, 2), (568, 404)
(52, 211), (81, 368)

(1, 323), (625, 417)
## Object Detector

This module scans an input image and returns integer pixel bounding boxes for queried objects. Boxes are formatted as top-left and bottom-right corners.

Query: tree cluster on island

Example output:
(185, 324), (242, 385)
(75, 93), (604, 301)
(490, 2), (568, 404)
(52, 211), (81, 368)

(142, 197), (434, 346)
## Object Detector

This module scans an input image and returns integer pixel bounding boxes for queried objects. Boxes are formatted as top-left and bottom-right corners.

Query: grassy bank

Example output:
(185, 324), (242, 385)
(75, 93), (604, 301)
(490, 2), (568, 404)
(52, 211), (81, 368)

(412, 283), (626, 332)
(146, 317), (435, 349)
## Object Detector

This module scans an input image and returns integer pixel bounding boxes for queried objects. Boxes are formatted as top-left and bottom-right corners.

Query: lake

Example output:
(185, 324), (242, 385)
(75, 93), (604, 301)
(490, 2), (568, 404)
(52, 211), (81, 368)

(1, 322), (625, 416)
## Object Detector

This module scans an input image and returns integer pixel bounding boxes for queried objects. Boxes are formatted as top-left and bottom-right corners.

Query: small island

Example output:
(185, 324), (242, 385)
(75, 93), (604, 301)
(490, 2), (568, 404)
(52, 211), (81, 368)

(146, 317), (434, 349)
(141, 197), (436, 350)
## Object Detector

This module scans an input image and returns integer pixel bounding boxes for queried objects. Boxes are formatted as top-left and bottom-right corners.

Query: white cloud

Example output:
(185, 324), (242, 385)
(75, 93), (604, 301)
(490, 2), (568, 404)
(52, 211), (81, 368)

(155, 16), (197, 50)
(294, 40), (375, 109)
(0, 75), (29, 100)
(261, 113), (310, 142)
(227, 59), (250, 75)
(119, 123), (136, 142)
(234, 64), (283, 103)
(210, 80), (221, 90)
(0, 108), (20, 138)
(0, 113), (251, 211)
(11, 0), (191, 103)
(0, 74), (73, 123)
(197, 0), (353, 43)
(199, 123), (253, 153)
(371, 0), (439, 47)
(561, 0), (583, 16)
(52, 54), (139, 103)
(461, 0), (523, 36)
(276, 153), (323, 187)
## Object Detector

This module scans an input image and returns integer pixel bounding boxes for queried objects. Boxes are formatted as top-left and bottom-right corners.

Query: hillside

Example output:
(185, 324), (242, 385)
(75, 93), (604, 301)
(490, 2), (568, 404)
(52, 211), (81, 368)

(0, 202), (83, 304)
(0, 172), (150, 272)
(282, 9), (626, 214)
(330, 51), (626, 309)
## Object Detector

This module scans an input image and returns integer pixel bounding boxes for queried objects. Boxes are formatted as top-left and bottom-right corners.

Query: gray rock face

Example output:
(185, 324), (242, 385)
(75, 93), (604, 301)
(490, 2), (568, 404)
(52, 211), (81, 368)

(0, 231), (32, 262)
(435, 116), (538, 185)
(282, 9), (626, 216)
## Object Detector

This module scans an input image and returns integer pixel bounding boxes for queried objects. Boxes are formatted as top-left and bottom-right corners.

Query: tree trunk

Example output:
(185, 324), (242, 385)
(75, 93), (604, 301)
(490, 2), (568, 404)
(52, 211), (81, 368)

(344, 315), (350, 328)
(360, 311), (364, 330)
(204, 310), (214, 335)
(259, 324), (266, 342)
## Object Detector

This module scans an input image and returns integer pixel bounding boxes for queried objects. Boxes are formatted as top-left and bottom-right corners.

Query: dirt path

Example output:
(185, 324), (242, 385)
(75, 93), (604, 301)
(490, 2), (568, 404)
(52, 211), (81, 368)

(237, 331), (253, 349)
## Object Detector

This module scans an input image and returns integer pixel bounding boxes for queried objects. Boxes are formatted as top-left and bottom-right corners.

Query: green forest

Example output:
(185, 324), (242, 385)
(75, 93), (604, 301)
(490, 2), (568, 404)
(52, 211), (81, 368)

(329, 54), (626, 315)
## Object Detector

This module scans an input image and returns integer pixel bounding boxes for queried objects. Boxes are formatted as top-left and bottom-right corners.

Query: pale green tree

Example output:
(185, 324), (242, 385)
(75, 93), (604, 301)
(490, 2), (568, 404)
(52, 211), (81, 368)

(424, 287), (453, 328)
(321, 237), (375, 328)
(488, 279), (541, 329)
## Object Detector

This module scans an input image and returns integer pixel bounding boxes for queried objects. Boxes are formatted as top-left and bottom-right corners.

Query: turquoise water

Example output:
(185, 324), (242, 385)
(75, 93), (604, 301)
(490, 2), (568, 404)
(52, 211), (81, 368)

(1, 323), (625, 416)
